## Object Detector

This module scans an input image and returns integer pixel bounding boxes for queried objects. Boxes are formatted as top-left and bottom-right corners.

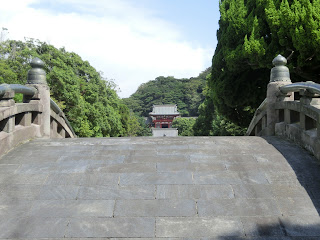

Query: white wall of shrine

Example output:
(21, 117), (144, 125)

(152, 128), (178, 137)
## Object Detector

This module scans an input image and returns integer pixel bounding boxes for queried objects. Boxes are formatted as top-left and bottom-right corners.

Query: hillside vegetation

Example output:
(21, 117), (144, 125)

(0, 39), (136, 137)
(123, 69), (210, 117)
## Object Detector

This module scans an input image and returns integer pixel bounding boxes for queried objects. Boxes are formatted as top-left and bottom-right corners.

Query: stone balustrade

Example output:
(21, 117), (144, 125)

(247, 55), (320, 160)
(0, 58), (76, 157)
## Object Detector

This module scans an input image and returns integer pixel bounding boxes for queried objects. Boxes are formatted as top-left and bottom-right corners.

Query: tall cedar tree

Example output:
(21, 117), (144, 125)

(210, 0), (320, 127)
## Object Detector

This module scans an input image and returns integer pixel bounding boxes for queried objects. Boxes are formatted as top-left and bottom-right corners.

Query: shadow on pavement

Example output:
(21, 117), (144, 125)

(263, 136), (320, 215)
(212, 136), (320, 239)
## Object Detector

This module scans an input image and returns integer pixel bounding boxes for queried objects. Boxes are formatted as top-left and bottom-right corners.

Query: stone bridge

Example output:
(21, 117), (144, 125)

(0, 56), (320, 239)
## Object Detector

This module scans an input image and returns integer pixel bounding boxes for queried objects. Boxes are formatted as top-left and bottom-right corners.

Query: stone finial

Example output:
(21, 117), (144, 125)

(27, 57), (47, 84)
(270, 54), (291, 82)
(272, 54), (287, 66)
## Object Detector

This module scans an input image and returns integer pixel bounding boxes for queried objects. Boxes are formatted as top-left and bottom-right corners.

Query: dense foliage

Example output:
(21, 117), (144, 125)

(193, 73), (246, 136)
(192, 76), (215, 136)
(123, 69), (210, 117)
(209, 0), (320, 127)
(172, 117), (196, 136)
(126, 112), (152, 137)
(0, 39), (134, 137)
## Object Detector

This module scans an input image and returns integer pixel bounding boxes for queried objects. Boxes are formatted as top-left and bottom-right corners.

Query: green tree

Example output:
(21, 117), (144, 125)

(136, 115), (152, 137)
(0, 39), (130, 137)
(211, 113), (247, 136)
(209, 0), (320, 128)
(126, 111), (145, 137)
(172, 117), (196, 136)
(193, 74), (216, 136)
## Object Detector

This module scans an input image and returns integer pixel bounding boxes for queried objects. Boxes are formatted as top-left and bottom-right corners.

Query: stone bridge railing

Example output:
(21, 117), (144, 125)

(247, 55), (320, 160)
(0, 58), (76, 156)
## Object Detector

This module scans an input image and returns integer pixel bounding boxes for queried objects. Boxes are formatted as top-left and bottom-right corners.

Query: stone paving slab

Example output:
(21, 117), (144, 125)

(0, 217), (69, 238)
(0, 173), (48, 185)
(65, 217), (155, 238)
(0, 200), (33, 218)
(280, 215), (320, 237)
(265, 171), (300, 184)
(241, 217), (286, 237)
(276, 197), (320, 216)
(232, 184), (310, 199)
(120, 172), (193, 185)
(156, 217), (244, 237)
(0, 164), (20, 173)
(44, 173), (120, 186)
(157, 162), (226, 172)
(28, 200), (115, 217)
(86, 162), (157, 173)
(198, 198), (281, 217)
(114, 199), (197, 217)
(125, 154), (189, 163)
(232, 184), (274, 198)
(156, 184), (234, 199)
(190, 153), (258, 164)
(0, 136), (319, 239)
(0, 184), (42, 201)
(37, 184), (80, 200)
(193, 171), (269, 185)
(77, 185), (155, 200)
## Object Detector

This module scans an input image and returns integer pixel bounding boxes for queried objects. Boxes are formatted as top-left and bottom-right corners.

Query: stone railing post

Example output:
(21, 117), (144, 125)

(0, 87), (15, 133)
(25, 58), (50, 138)
(266, 55), (293, 135)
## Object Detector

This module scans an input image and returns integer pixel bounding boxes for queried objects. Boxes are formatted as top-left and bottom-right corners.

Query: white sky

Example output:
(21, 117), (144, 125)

(0, 0), (219, 98)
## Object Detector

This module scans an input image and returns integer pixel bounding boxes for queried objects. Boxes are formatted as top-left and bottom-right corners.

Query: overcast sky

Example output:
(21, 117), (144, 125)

(0, 0), (220, 98)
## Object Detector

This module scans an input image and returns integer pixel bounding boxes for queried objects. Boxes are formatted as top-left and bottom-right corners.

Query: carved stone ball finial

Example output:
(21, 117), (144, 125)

(272, 54), (287, 67)
(27, 57), (47, 84)
(270, 54), (291, 83)
(30, 57), (45, 69)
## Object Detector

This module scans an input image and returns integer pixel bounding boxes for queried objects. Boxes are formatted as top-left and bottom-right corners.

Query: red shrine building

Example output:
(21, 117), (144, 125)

(149, 105), (180, 137)
(149, 104), (180, 128)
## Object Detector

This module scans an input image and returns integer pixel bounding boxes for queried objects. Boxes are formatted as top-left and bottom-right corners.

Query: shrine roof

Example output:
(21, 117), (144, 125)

(149, 104), (180, 116)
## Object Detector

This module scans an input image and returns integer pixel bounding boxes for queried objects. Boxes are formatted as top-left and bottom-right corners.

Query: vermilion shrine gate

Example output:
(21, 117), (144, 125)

(149, 104), (180, 136)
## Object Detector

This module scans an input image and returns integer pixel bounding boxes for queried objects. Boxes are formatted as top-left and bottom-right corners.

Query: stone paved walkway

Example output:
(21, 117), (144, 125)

(0, 136), (320, 239)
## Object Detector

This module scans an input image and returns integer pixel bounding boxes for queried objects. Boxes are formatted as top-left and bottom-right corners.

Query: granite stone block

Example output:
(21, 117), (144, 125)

(114, 199), (196, 217)
(86, 163), (156, 173)
(0, 164), (21, 173)
(271, 184), (309, 198)
(0, 217), (68, 238)
(156, 185), (234, 199)
(265, 172), (300, 184)
(125, 155), (189, 163)
(37, 185), (80, 200)
(198, 199), (281, 217)
(120, 172), (193, 185)
(0, 184), (41, 201)
(157, 162), (226, 172)
(0, 173), (48, 185)
(276, 197), (319, 216)
(156, 217), (244, 237)
(280, 216), (320, 236)
(241, 217), (285, 237)
(232, 184), (273, 199)
(78, 185), (155, 200)
(66, 217), (155, 238)
(190, 154), (257, 164)
(29, 200), (115, 217)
